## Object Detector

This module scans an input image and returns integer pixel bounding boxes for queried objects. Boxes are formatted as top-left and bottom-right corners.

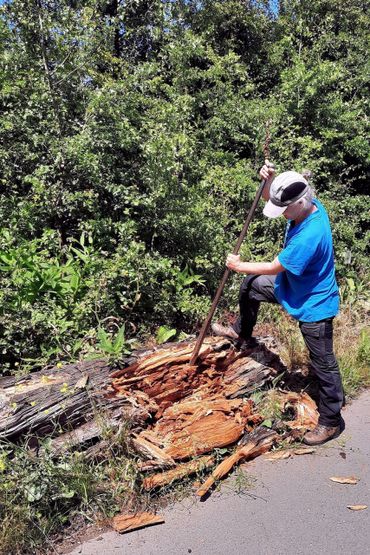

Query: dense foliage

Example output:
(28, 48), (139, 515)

(0, 0), (369, 372)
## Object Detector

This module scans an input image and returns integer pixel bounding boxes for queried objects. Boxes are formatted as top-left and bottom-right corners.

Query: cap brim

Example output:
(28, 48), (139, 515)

(263, 201), (288, 219)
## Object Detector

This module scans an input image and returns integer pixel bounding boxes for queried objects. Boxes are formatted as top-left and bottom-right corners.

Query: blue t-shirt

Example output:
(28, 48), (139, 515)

(274, 199), (339, 322)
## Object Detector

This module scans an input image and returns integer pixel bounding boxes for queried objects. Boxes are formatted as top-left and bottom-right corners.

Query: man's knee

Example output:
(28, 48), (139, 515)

(314, 352), (343, 379)
(239, 274), (260, 302)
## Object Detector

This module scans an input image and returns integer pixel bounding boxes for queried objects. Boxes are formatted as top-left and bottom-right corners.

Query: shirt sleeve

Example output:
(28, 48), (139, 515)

(277, 236), (318, 276)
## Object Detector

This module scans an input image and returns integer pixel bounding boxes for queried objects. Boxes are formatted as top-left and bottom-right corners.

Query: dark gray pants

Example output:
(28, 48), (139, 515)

(232, 274), (344, 427)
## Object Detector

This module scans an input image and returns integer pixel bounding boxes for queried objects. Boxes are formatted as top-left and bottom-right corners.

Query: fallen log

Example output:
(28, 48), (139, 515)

(0, 337), (281, 444)
(1, 334), (318, 501)
(0, 359), (148, 442)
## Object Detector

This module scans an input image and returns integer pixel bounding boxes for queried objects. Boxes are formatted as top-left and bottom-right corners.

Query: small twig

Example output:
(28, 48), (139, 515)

(50, 46), (76, 76)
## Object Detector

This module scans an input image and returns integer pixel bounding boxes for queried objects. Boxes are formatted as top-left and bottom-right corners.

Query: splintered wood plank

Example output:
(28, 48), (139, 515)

(132, 436), (176, 467)
(196, 428), (278, 497)
(124, 341), (213, 377)
(111, 338), (232, 385)
(112, 512), (164, 533)
(142, 455), (215, 490)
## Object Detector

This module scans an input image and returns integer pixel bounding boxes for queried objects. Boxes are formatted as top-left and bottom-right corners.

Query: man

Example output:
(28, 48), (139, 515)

(212, 161), (344, 445)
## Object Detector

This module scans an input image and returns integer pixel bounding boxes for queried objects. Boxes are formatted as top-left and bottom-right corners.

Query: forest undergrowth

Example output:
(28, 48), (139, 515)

(0, 0), (369, 552)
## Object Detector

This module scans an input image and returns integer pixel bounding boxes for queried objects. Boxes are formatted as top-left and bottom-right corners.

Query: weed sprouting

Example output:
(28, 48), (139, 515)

(232, 467), (257, 495)
(0, 442), (103, 554)
(0, 420), (145, 554)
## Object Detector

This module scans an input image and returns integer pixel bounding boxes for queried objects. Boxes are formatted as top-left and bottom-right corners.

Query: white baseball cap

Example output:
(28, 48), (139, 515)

(263, 171), (309, 218)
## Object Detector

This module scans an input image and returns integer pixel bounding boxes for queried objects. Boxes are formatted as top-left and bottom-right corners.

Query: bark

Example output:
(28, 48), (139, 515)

(0, 359), (148, 443)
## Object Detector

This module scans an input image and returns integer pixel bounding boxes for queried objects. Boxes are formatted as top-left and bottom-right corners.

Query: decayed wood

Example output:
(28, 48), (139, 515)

(131, 436), (176, 468)
(135, 395), (254, 462)
(166, 412), (244, 460)
(111, 512), (165, 533)
(0, 336), (280, 445)
(111, 337), (282, 417)
(48, 406), (126, 455)
(119, 338), (283, 464)
(1, 334), (319, 504)
(196, 428), (279, 497)
(0, 359), (147, 441)
(279, 391), (319, 429)
(142, 455), (214, 490)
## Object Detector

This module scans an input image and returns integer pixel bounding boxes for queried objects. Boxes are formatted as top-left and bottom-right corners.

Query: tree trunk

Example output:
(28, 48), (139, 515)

(0, 358), (148, 443)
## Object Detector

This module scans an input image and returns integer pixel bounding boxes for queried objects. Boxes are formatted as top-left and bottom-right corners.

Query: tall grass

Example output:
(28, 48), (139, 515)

(268, 302), (370, 398)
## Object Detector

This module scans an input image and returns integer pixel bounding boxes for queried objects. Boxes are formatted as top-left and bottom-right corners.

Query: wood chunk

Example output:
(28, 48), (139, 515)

(132, 395), (252, 461)
(126, 342), (212, 376)
(278, 392), (319, 429)
(112, 512), (164, 533)
(266, 450), (291, 461)
(137, 459), (172, 472)
(330, 476), (359, 485)
(294, 447), (316, 455)
(48, 420), (110, 455)
(141, 396), (249, 461)
(196, 428), (278, 497)
(131, 436), (176, 467)
(165, 412), (244, 460)
(142, 455), (214, 490)
(223, 354), (277, 398)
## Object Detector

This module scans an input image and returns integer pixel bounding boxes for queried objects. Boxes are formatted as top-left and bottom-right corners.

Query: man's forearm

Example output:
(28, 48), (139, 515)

(262, 178), (273, 201)
(226, 254), (285, 275)
(233, 261), (281, 275)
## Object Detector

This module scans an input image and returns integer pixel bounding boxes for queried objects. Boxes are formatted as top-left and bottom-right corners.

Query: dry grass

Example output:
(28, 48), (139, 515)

(269, 304), (370, 398)
(334, 306), (370, 397)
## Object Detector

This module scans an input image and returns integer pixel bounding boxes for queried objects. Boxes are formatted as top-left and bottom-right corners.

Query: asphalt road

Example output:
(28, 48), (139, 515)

(69, 389), (370, 555)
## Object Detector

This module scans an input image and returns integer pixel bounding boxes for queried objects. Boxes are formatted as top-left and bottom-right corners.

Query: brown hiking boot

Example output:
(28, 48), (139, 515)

(211, 323), (239, 340)
(303, 424), (341, 446)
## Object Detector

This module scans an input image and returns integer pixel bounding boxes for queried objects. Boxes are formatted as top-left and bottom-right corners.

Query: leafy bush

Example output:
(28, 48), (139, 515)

(0, 0), (369, 374)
